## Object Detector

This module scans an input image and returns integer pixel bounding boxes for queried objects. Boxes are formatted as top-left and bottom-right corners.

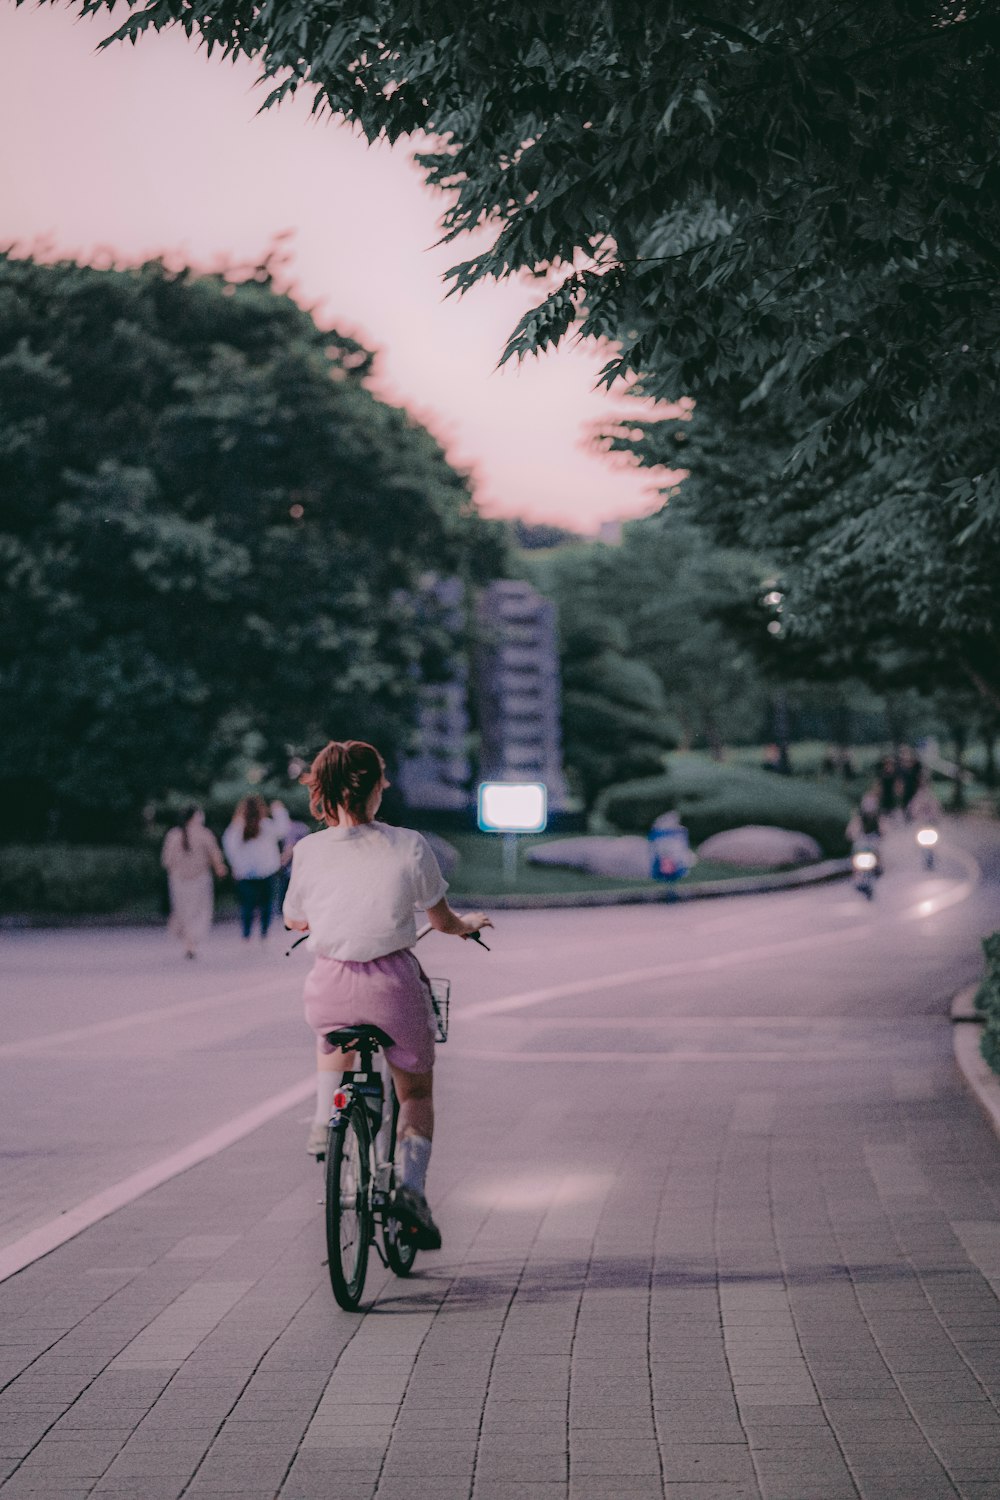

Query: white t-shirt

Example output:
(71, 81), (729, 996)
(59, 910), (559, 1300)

(222, 806), (292, 880)
(282, 821), (448, 961)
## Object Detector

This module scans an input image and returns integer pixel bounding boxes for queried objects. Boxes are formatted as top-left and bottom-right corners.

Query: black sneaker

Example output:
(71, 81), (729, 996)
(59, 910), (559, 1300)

(392, 1185), (442, 1250)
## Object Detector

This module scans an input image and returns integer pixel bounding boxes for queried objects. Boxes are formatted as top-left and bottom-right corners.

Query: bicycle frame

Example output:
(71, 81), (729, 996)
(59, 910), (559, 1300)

(308, 925), (489, 1307)
(328, 1038), (390, 1211)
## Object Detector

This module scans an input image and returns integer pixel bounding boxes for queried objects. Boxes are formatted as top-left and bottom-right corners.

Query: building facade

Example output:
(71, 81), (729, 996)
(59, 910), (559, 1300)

(475, 579), (569, 810)
(395, 577), (472, 812)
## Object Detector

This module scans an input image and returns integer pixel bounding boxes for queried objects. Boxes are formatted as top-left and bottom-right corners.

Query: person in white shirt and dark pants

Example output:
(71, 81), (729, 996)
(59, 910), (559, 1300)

(223, 795), (291, 943)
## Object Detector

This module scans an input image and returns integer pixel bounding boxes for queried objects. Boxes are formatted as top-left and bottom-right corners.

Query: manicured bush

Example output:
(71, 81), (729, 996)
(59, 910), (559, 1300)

(595, 756), (853, 856)
(0, 844), (163, 915)
(977, 933), (1000, 1076)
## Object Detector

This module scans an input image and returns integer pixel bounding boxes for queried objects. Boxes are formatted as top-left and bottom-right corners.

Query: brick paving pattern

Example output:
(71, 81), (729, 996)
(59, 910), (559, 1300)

(5, 828), (1000, 1500)
(5, 1004), (1000, 1500)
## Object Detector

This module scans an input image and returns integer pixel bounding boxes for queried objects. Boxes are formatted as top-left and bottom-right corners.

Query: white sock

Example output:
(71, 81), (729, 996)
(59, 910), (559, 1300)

(314, 1071), (339, 1125)
(398, 1133), (432, 1195)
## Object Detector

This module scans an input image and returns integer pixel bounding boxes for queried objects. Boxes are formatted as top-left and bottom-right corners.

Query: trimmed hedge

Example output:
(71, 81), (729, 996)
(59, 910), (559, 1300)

(0, 844), (163, 915)
(595, 757), (853, 857)
(978, 932), (1000, 1076)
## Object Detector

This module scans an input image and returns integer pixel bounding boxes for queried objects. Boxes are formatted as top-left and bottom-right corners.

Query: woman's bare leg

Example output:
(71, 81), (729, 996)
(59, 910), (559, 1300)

(389, 1065), (434, 1142)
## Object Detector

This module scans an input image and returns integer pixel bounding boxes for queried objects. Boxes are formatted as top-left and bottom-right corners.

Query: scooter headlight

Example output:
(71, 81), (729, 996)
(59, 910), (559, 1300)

(853, 851), (878, 871)
(916, 827), (939, 847)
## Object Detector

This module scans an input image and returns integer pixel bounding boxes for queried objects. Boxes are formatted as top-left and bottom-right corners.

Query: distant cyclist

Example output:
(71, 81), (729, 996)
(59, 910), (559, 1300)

(847, 783), (884, 870)
(283, 739), (492, 1249)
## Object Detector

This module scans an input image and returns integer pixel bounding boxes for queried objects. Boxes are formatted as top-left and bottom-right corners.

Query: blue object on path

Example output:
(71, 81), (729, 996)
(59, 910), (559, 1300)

(648, 812), (693, 882)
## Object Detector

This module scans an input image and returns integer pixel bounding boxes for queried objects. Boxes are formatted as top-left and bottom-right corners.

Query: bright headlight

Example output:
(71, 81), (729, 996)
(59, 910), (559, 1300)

(916, 828), (939, 847)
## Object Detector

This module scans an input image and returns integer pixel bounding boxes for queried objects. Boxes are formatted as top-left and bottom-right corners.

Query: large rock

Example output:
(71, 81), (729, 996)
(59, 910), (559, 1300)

(526, 836), (653, 879)
(696, 825), (821, 868)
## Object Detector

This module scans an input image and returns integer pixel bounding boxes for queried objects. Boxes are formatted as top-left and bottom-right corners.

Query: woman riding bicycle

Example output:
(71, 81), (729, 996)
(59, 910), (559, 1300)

(283, 739), (492, 1250)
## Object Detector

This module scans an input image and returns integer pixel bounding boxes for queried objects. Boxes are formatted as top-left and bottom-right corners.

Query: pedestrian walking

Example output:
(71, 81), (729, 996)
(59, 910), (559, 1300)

(160, 806), (227, 959)
(223, 796), (291, 944)
(283, 738), (492, 1249)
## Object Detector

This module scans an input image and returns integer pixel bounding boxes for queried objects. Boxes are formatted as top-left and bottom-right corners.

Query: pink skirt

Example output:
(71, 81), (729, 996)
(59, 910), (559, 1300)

(303, 948), (436, 1074)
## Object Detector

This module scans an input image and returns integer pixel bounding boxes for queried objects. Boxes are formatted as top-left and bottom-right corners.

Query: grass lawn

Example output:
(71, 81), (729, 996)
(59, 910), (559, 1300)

(442, 831), (782, 899)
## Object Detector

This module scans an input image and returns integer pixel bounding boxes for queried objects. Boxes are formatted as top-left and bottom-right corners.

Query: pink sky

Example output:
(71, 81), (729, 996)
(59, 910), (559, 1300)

(0, 5), (672, 531)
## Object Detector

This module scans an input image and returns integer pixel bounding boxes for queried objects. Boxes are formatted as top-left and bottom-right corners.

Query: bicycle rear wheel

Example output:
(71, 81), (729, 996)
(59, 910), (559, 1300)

(325, 1106), (372, 1309)
(382, 1088), (418, 1277)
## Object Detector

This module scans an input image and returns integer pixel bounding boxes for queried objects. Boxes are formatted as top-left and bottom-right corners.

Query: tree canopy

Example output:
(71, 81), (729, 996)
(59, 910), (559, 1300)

(0, 253), (504, 833)
(602, 389), (1000, 708)
(528, 516), (770, 794)
(50, 0), (1000, 534)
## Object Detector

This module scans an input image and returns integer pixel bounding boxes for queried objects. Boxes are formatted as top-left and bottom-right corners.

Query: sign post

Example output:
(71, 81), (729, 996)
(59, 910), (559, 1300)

(477, 783), (548, 887)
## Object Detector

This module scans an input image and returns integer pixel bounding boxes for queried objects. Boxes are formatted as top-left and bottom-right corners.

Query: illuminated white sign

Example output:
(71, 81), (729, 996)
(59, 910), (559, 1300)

(477, 782), (548, 834)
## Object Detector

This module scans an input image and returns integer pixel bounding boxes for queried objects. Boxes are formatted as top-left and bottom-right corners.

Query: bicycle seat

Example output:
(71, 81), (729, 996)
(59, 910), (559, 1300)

(324, 1024), (396, 1054)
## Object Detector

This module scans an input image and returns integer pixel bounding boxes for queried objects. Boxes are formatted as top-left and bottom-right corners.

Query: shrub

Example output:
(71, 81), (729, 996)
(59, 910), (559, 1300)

(978, 933), (1000, 1076)
(0, 844), (163, 915)
(595, 756), (853, 856)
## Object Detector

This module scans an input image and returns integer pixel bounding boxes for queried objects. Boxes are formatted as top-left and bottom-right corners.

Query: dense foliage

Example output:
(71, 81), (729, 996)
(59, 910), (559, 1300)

(531, 516), (771, 759)
(0, 254), (504, 835)
(602, 392), (1000, 708)
(976, 933), (1000, 1077)
(49, 0), (1000, 540)
(595, 757), (853, 855)
(0, 844), (162, 914)
(556, 615), (676, 812)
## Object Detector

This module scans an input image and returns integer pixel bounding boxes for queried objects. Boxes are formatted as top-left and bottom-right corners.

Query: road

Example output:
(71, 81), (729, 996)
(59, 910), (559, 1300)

(2, 818), (1000, 1499)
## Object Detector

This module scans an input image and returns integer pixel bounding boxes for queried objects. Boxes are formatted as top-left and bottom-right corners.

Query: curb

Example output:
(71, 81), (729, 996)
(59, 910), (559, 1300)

(449, 857), (852, 910)
(0, 909), (238, 932)
(2, 858), (853, 928)
(950, 984), (1000, 1139)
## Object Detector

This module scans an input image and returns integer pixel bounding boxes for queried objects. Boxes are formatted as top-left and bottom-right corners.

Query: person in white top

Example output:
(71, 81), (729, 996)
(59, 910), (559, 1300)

(283, 739), (492, 1249)
(223, 796), (292, 943)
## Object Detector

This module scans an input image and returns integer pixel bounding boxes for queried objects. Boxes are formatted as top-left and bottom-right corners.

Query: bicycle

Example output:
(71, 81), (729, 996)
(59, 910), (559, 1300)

(315, 929), (488, 1310)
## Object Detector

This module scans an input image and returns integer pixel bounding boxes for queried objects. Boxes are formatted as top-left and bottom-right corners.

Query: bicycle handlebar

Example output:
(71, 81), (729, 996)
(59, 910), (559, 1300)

(286, 922), (490, 957)
(415, 922), (489, 950)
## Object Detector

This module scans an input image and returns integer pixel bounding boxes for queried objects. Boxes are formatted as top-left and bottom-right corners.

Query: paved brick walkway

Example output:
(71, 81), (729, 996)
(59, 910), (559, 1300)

(5, 830), (1000, 1500)
(6, 1003), (1000, 1500)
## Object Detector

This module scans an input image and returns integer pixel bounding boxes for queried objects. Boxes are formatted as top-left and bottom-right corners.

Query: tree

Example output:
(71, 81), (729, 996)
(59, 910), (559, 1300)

(0, 253), (506, 833)
(558, 616), (676, 811)
(531, 516), (770, 758)
(508, 518), (581, 551)
(47, 0), (1000, 535)
(602, 394), (1000, 707)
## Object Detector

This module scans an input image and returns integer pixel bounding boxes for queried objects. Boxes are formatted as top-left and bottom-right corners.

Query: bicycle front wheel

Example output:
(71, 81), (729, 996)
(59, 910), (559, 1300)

(325, 1106), (372, 1309)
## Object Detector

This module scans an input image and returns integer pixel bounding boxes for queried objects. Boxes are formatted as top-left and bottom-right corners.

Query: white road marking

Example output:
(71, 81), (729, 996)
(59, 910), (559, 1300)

(490, 1014), (940, 1030)
(0, 846), (981, 1283)
(0, 1074), (314, 1286)
(462, 852), (981, 1023)
(450, 1047), (879, 1065)
(902, 848), (980, 918)
(0, 971), (293, 1058)
(461, 924), (874, 1021)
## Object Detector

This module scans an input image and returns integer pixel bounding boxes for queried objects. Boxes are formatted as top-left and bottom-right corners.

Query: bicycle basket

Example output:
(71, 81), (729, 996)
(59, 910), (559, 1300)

(429, 978), (450, 1043)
